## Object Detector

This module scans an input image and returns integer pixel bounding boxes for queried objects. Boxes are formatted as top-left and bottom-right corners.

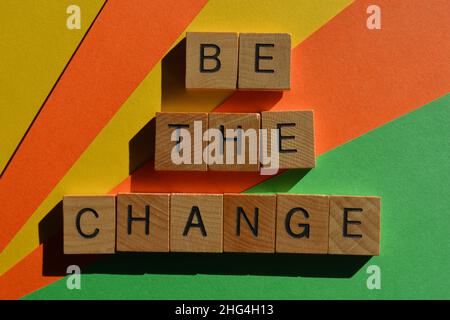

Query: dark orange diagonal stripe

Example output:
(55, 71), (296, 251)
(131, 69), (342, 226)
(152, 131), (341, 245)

(0, 247), (50, 299)
(0, 0), (208, 251)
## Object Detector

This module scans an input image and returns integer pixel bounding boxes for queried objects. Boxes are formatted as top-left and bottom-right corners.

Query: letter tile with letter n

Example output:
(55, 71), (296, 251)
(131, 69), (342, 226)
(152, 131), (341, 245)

(116, 193), (170, 252)
(328, 196), (381, 256)
(261, 110), (315, 169)
(208, 113), (260, 171)
(238, 33), (291, 90)
(186, 32), (239, 89)
(223, 194), (276, 253)
(63, 195), (116, 254)
(170, 194), (223, 252)
(155, 112), (208, 171)
(276, 194), (329, 254)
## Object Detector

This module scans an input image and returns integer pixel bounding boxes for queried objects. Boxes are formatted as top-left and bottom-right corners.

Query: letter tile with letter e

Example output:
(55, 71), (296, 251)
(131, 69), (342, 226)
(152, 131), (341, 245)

(276, 194), (329, 254)
(238, 33), (291, 90)
(261, 110), (315, 169)
(170, 193), (223, 252)
(328, 196), (381, 256)
(116, 193), (170, 252)
(223, 194), (276, 253)
(186, 32), (238, 89)
(63, 195), (116, 254)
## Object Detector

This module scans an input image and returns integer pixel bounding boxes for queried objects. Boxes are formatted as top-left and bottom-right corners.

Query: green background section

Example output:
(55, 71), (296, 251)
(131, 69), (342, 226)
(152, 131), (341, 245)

(25, 95), (450, 299)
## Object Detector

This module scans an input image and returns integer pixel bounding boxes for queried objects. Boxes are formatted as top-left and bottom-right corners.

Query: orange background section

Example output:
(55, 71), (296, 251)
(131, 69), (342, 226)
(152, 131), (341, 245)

(215, 0), (450, 155)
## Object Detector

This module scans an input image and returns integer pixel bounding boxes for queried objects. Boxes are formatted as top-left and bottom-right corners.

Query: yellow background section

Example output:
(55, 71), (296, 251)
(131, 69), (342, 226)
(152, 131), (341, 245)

(0, 64), (162, 275)
(0, 0), (353, 275)
(0, 0), (105, 173)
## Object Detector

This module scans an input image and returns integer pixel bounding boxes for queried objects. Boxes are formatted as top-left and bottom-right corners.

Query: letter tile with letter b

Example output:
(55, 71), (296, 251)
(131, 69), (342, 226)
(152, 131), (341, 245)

(261, 110), (315, 169)
(276, 194), (329, 254)
(170, 194), (223, 252)
(186, 32), (239, 89)
(223, 194), (276, 253)
(63, 195), (116, 254)
(116, 193), (170, 252)
(328, 196), (381, 256)
(155, 112), (208, 171)
(238, 33), (291, 90)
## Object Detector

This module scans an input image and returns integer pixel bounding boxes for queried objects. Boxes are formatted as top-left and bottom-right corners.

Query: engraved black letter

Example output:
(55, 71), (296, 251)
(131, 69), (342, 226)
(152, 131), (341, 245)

(183, 206), (207, 236)
(343, 208), (363, 238)
(255, 43), (274, 73)
(168, 124), (190, 146)
(285, 207), (310, 238)
(277, 123), (297, 153)
(127, 205), (150, 235)
(236, 207), (259, 236)
(200, 44), (221, 73)
(76, 208), (100, 239)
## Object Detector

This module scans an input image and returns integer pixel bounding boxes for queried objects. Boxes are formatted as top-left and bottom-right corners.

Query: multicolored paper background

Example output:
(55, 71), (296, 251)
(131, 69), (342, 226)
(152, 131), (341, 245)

(0, 0), (449, 299)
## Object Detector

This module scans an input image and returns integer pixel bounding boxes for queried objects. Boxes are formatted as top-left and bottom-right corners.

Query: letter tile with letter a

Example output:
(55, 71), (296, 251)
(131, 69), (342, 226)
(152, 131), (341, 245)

(63, 195), (116, 254)
(116, 193), (170, 252)
(223, 194), (276, 253)
(328, 196), (381, 256)
(186, 32), (238, 89)
(276, 194), (329, 253)
(170, 194), (223, 252)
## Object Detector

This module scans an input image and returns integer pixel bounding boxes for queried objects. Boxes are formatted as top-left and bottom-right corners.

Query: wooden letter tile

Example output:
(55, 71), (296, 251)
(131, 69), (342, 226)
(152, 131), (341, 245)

(238, 33), (291, 90)
(276, 194), (329, 254)
(170, 194), (223, 252)
(261, 110), (315, 169)
(116, 193), (170, 252)
(186, 32), (238, 89)
(63, 195), (116, 254)
(328, 196), (381, 256)
(155, 112), (208, 171)
(223, 194), (276, 253)
(208, 113), (260, 171)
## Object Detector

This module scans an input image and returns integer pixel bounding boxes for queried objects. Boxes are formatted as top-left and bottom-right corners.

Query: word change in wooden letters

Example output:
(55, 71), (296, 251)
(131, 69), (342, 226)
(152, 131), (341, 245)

(63, 193), (381, 256)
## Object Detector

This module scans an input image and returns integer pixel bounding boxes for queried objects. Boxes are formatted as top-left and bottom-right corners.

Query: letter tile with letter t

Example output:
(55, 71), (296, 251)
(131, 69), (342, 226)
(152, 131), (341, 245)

(63, 195), (116, 254)
(155, 112), (208, 171)
(328, 196), (381, 256)
(170, 193), (223, 252)
(186, 32), (239, 89)
(223, 194), (276, 253)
